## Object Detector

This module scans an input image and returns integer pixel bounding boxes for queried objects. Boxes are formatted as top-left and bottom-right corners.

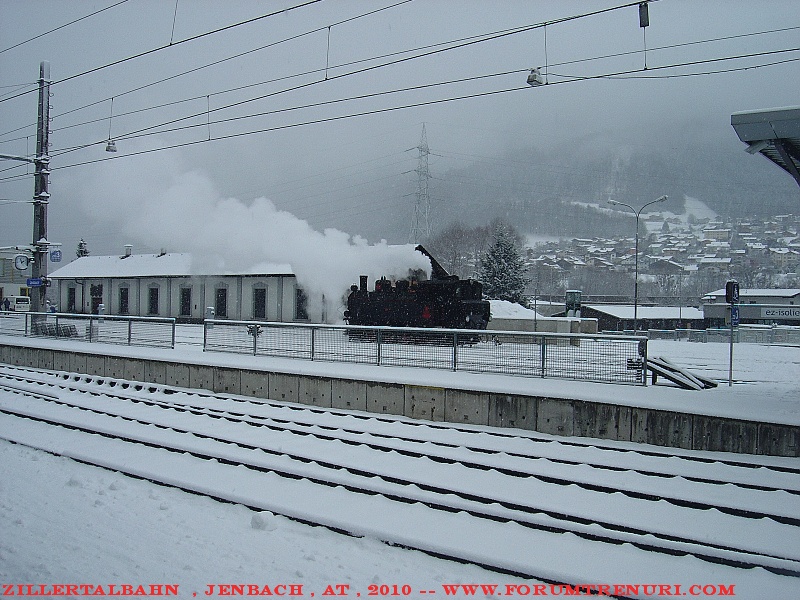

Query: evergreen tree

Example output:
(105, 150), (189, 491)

(76, 238), (90, 258)
(478, 226), (530, 306)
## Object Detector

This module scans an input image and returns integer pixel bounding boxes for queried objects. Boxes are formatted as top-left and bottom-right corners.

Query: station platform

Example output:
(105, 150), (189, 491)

(1, 335), (798, 457)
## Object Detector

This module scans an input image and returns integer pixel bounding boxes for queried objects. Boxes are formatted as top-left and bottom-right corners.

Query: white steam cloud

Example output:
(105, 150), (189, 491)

(63, 146), (429, 322)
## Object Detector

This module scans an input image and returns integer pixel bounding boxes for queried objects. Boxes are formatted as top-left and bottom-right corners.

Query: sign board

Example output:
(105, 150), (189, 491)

(731, 304), (740, 327)
(50, 249), (62, 263)
(761, 307), (800, 320)
(725, 280), (740, 304)
(26, 277), (42, 287)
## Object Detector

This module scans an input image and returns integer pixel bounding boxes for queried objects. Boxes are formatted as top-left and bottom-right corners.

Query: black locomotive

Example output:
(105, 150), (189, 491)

(344, 245), (491, 330)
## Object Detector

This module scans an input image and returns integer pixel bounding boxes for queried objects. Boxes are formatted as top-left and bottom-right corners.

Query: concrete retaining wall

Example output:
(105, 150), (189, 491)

(1, 342), (797, 457)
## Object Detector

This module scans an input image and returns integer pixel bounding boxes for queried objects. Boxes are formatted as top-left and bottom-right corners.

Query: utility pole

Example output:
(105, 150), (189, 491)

(32, 61), (52, 314)
(409, 124), (431, 243)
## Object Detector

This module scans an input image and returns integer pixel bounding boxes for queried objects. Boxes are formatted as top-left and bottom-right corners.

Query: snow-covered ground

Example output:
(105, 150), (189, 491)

(0, 332), (798, 599)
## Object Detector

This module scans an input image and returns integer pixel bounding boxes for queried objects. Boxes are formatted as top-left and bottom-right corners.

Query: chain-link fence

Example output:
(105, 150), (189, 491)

(0, 311), (176, 348)
(204, 319), (648, 385)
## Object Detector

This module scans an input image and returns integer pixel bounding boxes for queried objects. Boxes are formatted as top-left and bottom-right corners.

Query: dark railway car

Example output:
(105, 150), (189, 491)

(344, 245), (491, 330)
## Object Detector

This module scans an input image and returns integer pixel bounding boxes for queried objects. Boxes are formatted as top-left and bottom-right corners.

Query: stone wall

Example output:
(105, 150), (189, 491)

(1, 342), (796, 457)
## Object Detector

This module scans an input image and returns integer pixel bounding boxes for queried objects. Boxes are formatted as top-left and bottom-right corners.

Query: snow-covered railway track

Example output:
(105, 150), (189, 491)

(2, 365), (798, 497)
(1, 366), (799, 592)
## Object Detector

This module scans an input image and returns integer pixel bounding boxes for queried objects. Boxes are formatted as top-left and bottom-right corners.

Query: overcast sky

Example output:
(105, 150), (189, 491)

(1, 0), (798, 266)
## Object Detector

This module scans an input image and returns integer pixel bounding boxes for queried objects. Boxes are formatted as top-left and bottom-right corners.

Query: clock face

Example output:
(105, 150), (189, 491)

(14, 254), (29, 271)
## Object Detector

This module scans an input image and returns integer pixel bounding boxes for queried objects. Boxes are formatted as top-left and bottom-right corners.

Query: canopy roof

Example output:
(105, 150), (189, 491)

(731, 106), (800, 188)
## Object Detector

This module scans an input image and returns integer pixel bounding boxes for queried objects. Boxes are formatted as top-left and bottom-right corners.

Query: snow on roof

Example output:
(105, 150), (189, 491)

(489, 300), (545, 320)
(585, 304), (705, 320)
(704, 288), (800, 298)
(49, 253), (294, 279)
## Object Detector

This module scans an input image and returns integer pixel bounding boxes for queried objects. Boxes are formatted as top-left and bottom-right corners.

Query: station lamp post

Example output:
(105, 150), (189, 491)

(608, 195), (667, 332)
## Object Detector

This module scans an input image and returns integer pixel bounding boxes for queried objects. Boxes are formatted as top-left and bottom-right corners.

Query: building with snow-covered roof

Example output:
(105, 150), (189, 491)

(48, 249), (302, 323)
(702, 288), (800, 326)
(572, 304), (705, 332)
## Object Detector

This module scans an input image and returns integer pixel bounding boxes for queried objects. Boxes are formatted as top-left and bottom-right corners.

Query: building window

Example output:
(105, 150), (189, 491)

(295, 288), (308, 320)
(215, 287), (228, 318)
(180, 287), (192, 317)
(253, 287), (266, 320)
(119, 287), (129, 315)
(148, 287), (159, 315)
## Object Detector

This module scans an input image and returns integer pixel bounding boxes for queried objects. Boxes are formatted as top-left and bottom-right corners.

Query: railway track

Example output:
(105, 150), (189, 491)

(1, 364), (798, 595)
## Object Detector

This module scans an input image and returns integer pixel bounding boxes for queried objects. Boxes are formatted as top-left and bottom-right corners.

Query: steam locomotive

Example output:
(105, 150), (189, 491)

(344, 245), (491, 330)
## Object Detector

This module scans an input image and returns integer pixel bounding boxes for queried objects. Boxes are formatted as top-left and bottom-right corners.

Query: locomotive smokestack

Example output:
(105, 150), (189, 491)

(359, 275), (368, 292)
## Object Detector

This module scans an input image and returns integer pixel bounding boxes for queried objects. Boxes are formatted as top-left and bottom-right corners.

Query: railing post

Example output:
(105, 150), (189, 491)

(310, 326), (316, 360)
(452, 331), (458, 371)
(203, 320), (208, 352)
(376, 328), (382, 365)
(253, 324), (258, 356)
(540, 336), (546, 378)
(641, 338), (648, 386)
(25, 312), (30, 336)
(171, 319), (176, 349)
(127, 319), (133, 345)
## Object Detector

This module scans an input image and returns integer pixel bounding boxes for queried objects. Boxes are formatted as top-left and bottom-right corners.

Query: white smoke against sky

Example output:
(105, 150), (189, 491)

(62, 144), (430, 322)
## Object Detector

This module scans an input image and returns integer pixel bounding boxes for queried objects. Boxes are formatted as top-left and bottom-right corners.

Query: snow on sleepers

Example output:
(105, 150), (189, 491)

(0, 414), (795, 598)
(1, 388), (799, 567)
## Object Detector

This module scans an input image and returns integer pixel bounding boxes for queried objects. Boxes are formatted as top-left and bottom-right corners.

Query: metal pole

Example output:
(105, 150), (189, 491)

(728, 306), (734, 387)
(633, 218), (639, 332)
(32, 61), (51, 316)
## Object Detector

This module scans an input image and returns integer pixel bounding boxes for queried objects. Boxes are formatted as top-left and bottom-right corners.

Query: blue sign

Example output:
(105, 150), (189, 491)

(26, 277), (42, 287)
(731, 304), (740, 327)
(50, 249), (62, 263)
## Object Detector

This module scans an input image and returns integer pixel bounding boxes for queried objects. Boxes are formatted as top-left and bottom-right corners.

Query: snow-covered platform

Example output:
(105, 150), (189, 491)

(1, 334), (798, 456)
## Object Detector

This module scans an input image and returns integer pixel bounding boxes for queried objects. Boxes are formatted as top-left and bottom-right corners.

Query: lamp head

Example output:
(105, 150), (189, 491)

(105, 140), (117, 153)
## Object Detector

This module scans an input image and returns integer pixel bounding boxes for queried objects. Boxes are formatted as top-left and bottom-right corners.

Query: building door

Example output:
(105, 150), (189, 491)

(90, 284), (103, 314)
(180, 287), (192, 317)
(253, 288), (266, 320)
(119, 287), (129, 315)
(67, 288), (76, 312)
(215, 288), (228, 318)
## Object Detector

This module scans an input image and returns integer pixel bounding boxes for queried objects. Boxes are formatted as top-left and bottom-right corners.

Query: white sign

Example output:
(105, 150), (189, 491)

(761, 307), (800, 320)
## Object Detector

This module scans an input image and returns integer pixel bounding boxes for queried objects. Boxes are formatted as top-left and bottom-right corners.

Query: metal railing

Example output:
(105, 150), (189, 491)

(640, 327), (800, 345)
(204, 319), (648, 385)
(0, 311), (176, 349)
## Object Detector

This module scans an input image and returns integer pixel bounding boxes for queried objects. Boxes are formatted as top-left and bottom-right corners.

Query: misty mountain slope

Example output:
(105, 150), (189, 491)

(351, 135), (798, 242)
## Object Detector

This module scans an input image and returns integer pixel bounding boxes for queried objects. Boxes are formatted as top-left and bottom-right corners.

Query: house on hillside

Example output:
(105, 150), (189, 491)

(48, 248), (305, 323)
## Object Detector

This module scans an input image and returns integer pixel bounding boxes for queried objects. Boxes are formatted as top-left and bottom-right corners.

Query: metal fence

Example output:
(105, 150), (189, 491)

(204, 319), (648, 385)
(643, 327), (800, 345)
(0, 311), (176, 348)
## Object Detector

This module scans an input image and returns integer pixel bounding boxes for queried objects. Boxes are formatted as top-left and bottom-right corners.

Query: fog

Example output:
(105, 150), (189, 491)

(1, 0), (798, 264)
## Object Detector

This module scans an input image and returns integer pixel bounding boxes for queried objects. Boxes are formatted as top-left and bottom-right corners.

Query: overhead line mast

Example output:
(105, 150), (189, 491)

(410, 124), (431, 243)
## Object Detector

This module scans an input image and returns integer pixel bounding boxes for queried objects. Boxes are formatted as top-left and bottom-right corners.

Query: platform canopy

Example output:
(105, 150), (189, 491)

(731, 106), (800, 188)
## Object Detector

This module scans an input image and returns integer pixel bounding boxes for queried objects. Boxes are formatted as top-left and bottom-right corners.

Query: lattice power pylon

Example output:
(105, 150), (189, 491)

(409, 124), (432, 243)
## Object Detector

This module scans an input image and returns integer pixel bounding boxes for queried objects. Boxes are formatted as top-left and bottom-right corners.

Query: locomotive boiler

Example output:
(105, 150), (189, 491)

(344, 245), (491, 330)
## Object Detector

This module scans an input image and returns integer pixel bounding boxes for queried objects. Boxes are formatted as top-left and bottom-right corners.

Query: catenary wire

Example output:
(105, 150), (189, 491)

(0, 0), (326, 104)
(0, 0), (131, 55)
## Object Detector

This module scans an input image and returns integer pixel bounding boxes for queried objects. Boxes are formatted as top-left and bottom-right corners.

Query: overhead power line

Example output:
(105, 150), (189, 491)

(0, 0), (131, 55)
(0, 0), (326, 105)
(0, 46), (797, 184)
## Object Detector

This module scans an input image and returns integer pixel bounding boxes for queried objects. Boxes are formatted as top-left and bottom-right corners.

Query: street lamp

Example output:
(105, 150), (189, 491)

(608, 195), (667, 331)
